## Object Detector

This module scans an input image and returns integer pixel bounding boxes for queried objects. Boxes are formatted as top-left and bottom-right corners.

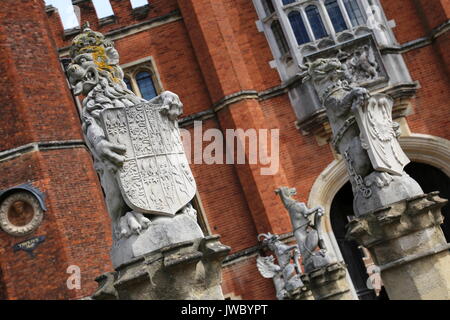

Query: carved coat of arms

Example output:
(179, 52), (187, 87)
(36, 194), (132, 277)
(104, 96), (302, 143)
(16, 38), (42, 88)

(353, 94), (409, 175)
(101, 102), (196, 216)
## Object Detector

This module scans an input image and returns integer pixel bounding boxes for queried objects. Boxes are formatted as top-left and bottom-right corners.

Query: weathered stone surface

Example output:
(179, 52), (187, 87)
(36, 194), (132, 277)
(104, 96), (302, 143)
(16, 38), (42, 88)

(66, 24), (195, 240)
(111, 210), (204, 268)
(305, 58), (423, 216)
(93, 235), (230, 300)
(275, 187), (334, 272)
(347, 192), (450, 300)
(257, 233), (314, 300)
(308, 262), (354, 300)
(67, 25), (231, 300)
(274, 187), (355, 300)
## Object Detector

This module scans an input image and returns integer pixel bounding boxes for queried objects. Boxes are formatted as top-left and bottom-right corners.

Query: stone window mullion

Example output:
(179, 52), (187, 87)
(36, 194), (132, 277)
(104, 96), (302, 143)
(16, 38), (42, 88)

(300, 6), (316, 42)
(317, 0), (337, 38)
(130, 72), (142, 98)
(337, 0), (353, 30)
(273, 0), (303, 66)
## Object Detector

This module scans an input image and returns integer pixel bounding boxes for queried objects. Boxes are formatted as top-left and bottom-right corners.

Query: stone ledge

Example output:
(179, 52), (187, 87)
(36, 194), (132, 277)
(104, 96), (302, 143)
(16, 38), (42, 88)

(347, 192), (448, 247)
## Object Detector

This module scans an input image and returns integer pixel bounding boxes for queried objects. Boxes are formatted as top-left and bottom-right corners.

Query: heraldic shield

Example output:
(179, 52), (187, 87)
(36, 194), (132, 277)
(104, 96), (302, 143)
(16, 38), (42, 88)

(354, 94), (410, 176)
(100, 103), (196, 216)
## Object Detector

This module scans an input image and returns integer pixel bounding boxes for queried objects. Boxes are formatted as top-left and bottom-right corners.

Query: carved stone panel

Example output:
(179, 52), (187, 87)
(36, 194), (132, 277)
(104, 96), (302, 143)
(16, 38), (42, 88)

(0, 191), (44, 237)
(304, 35), (388, 89)
(101, 103), (196, 216)
(354, 94), (410, 175)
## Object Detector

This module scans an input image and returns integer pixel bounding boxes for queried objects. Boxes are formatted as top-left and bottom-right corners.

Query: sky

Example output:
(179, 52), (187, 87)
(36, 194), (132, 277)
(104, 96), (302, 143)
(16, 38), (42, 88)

(44, 0), (148, 29)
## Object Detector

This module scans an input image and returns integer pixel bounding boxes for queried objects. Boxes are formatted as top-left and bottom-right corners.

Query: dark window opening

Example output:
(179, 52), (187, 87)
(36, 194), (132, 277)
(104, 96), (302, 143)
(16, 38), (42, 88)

(343, 0), (365, 27)
(325, 0), (348, 33)
(288, 11), (311, 45)
(136, 71), (157, 100)
(123, 77), (133, 91)
(271, 20), (290, 56)
(305, 5), (328, 39)
(262, 0), (276, 16)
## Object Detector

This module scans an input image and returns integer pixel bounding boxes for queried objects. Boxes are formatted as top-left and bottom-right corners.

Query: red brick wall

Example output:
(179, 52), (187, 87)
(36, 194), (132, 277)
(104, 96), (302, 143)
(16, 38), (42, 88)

(222, 256), (276, 300)
(0, 0), (447, 300)
(0, 0), (112, 299)
(381, 0), (450, 140)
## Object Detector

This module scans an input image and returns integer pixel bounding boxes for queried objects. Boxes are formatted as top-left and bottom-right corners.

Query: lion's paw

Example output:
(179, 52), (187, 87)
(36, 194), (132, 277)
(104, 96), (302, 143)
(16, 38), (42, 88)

(118, 211), (151, 239)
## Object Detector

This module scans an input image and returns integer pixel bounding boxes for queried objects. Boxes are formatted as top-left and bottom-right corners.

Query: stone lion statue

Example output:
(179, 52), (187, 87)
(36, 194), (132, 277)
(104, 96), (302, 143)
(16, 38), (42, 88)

(66, 24), (185, 239)
(302, 58), (422, 216)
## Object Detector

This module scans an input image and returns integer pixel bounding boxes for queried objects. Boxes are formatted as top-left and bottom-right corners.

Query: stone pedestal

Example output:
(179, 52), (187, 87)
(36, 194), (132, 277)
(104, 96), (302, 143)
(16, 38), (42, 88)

(347, 192), (450, 300)
(308, 262), (354, 300)
(93, 235), (230, 300)
(294, 275), (315, 300)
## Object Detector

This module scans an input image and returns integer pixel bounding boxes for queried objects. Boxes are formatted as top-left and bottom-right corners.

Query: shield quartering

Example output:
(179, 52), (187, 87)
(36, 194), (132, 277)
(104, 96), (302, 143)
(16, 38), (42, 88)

(101, 103), (196, 216)
(354, 94), (410, 175)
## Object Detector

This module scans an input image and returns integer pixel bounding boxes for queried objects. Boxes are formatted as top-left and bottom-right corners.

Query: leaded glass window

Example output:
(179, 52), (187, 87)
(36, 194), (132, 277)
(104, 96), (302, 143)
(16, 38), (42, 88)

(271, 20), (290, 55)
(136, 71), (157, 100)
(288, 11), (311, 45)
(343, 0), (365, 27)
(123, 77), (132, 91)
(325, 0), (348, 33)
(305, 5), (328, 39)
(262, 0), (275, 16)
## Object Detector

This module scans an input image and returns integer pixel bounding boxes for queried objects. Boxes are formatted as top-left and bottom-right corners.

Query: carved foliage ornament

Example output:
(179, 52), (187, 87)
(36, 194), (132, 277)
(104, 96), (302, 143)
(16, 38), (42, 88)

(0, 192), (44, 237)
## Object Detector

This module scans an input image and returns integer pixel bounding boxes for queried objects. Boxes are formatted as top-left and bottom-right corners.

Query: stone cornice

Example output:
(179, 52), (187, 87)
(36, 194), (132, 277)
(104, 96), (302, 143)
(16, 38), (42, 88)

(0, 140), (86, 163)
(381, 19), (450, 54)
(58, 10), (182, 56)
(212, 90), (259, 112)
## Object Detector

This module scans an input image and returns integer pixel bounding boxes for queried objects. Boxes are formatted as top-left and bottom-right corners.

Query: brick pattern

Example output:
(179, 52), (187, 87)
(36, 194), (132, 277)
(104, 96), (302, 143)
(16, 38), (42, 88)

(0, 0), (83, 152)
(0, 0), (448, 300)
(222, 256), (277, 300)
(0, 0), (112, 300)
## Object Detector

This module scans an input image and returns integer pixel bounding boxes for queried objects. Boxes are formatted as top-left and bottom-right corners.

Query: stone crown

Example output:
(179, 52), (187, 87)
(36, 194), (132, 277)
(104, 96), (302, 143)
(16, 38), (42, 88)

(70, 22), (114, 59)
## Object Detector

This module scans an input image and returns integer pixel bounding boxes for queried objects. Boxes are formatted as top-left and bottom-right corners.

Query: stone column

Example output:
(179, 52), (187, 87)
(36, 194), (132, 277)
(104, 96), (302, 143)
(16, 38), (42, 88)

(347, 192), (450, 300)
(93, 236), (230, 300)
(308, 262), (354, 300)
(295, 274), (315, 300)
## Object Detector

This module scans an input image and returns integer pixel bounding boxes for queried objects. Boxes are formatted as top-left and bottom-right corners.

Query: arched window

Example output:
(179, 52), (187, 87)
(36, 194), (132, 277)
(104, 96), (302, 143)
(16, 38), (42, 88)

(123, 77), (132, 91)
(343, 0), (365, 27)
(305, 5), (328, 39)
(136, 71), (157, 100)
(271, 20), (290, 56)
(262, 0), (275, 16)
(325, 0), (348, 33)
(288, 11), (311, 45)
(282, 0), (296, 5)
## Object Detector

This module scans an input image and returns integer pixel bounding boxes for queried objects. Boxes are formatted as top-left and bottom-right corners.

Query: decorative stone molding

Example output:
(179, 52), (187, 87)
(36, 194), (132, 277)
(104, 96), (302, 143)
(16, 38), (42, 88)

(308, 133), (450, 233)
(308, 262), (354, 300)
(346, 192), (450, 299)
(400, 134), (450, 177)
(0, 191), (44, 237)
(346, 192), (447, 247)
(307, 133), (450, 296)
(93, 236), (230, 300)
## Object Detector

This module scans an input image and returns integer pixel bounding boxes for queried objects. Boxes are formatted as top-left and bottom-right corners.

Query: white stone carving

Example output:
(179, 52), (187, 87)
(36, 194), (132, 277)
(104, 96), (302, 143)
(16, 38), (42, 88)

(66, 24), (196, 239)
(0, 191), (43, 237)
(305, 58), (423, 216)
(101, 103), (195, 215)
(353, 94), (409, 175)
